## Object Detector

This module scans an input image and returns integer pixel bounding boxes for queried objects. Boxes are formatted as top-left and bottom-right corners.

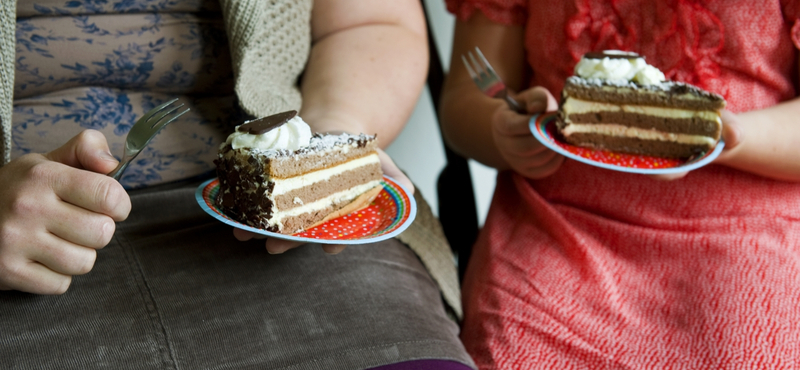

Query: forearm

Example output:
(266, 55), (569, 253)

(717, 98), (800, 181)
(438, 14), (527, 170)
(299, 17), (427, 148)
(439, 82), (510, 169)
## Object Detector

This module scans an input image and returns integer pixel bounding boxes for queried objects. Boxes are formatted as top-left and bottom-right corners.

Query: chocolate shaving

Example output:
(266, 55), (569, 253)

(237, 110), (298, 135)
(584, 51), (641, 60)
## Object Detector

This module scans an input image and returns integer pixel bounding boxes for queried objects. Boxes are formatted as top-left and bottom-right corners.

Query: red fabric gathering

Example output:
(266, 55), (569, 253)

(446, 0), (800, 368)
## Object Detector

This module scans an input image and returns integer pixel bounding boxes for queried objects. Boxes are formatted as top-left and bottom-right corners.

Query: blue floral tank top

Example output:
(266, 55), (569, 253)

(13, 0), (242, 189)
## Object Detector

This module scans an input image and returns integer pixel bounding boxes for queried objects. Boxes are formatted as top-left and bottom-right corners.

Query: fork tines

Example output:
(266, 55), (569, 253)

(152, 104), (189, 129)
(461, 46), (525, 113)
(462, 47), (494, 80)
(144, 98), (189, 129)
(462, 47), (506, 96)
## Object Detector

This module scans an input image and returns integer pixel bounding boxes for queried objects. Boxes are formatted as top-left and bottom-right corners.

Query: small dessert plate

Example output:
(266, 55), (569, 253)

(195, 176), (417, 245)
(529, 113), (725, 174)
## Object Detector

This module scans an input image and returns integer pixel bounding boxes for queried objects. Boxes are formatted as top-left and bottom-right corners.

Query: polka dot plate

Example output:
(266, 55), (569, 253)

(529, 112), (725, 174)
(195, 176), (416, 244)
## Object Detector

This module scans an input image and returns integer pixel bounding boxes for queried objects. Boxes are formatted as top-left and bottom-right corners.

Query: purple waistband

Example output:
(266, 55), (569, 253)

(367, 359), (473, 370)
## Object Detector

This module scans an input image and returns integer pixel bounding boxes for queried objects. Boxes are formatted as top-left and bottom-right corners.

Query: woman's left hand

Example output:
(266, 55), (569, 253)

(232, 148), (411, 255)
(648, 109), (742, 181)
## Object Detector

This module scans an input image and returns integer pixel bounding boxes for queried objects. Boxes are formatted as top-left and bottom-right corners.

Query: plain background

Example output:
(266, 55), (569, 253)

(385, 0), (497, 226)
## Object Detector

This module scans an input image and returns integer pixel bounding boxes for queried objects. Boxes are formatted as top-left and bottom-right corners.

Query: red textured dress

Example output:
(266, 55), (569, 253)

(446, 0), (800, 368)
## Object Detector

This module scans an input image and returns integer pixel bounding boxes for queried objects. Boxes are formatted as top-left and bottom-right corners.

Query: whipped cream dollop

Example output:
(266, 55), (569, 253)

(226, 115), (312, 151)
(574, 50), (665, 85)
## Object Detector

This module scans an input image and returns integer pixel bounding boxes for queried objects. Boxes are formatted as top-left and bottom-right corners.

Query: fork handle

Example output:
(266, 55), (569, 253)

(503, 94), (525, 114)
(107, 159), (131, 181)
(497, 90), (526, 114)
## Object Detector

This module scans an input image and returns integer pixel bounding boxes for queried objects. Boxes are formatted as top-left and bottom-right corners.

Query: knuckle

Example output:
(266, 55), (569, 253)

(0, 225), (21, 248)
(530, 86), (548, 95)
(6, 195), (38, 218)
(532, 86), (554, 100)
(0, 254), (25, 288)
(26, 160), (55, 182)
(0, 255), (16, 281)
(95, 220), (115, 247)
(93, 178), (125, 215)
(76, 129), (102, 144)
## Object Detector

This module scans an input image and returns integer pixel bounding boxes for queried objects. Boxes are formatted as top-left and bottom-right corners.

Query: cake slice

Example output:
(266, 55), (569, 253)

(558, 51), (726, 158)
(214, 111), (383, 234)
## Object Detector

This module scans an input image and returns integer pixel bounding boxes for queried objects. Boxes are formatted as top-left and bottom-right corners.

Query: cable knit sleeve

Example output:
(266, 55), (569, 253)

(445, 0), (527, 26)
(217, 0), (312, 118)
(0, 0), (15, 165)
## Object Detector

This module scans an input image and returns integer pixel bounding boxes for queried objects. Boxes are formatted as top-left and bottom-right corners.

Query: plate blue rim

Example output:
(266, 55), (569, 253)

(529, 113), (725, 174)
(194, 175), (417, 245)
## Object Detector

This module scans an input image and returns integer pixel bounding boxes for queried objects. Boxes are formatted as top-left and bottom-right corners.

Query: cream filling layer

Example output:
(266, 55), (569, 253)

(268, 153), (380, 196)
(561, 123), (716, 146)
(268, 180), (382, 229)
(563, 98), (721, 122)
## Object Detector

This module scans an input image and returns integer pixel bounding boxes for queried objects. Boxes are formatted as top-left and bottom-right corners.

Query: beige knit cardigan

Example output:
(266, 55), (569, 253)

(0, 0), (461, 319)
(1, 0), (14, 165)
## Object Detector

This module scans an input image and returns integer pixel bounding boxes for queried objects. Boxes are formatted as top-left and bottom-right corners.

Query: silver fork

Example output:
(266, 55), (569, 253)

(461, 46), (525, 114)
(107, 98), (190, 180)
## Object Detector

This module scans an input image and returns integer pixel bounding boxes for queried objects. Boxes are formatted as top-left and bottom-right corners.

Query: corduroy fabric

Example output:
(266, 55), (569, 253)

(397, 189), (463, 319)
(0, 178), (476, 370)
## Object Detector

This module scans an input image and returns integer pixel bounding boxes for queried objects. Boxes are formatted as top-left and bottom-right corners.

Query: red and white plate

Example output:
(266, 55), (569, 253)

(529, 112), (725, 174)
(195, 176), (416, 244)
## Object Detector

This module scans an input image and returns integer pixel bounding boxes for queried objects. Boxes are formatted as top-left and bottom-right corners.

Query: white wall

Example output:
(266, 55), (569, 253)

(385, 0), (497, 226)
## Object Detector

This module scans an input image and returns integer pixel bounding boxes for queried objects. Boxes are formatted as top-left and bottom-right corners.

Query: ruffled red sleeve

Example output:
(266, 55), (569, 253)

(783, 0), (800, 50)
(445, 0), (527, 26)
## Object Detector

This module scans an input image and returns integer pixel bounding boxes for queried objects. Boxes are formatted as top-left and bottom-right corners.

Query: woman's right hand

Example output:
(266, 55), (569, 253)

(0, 130), (131, 294)
(491, 86), (564, 179)
(233, 147), (410, 256)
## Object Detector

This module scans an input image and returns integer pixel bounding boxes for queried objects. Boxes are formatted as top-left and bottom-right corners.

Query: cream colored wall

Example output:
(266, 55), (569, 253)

(385, 0), (497, 226)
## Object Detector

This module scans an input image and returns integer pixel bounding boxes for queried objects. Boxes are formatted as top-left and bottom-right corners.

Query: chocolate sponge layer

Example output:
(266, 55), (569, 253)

(272, 162), (382, 210)
(563, 76), (726, 111)
(563, 133), (709, 159)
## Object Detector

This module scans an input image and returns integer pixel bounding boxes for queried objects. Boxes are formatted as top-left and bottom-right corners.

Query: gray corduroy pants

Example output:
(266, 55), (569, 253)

(0, 179), (473, 370)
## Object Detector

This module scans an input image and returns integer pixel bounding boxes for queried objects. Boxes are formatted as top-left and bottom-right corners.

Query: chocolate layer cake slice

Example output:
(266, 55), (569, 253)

(214, 111), (383, 234)
(558, 51), (726, 159)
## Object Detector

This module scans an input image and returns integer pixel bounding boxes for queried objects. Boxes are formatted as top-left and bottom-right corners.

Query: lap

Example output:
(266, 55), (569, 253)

(0, 179), (473, 370)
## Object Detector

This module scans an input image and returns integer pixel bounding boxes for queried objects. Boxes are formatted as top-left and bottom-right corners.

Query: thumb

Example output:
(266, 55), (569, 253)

(377, 148), (414, 195)
(719, 109), (742, 151)
(45, 130), (119, 174)
(519, 86), (558, 114)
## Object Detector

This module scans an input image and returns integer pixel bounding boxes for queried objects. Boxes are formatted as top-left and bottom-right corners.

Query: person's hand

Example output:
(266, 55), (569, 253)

(648, 109), (743, 181)
(0, 130), (131, 294)
(491, 86), (564, 179)
(377, 148), (414, 195)
(233, 148), (411, 255)
(712, 109), (743, 163)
